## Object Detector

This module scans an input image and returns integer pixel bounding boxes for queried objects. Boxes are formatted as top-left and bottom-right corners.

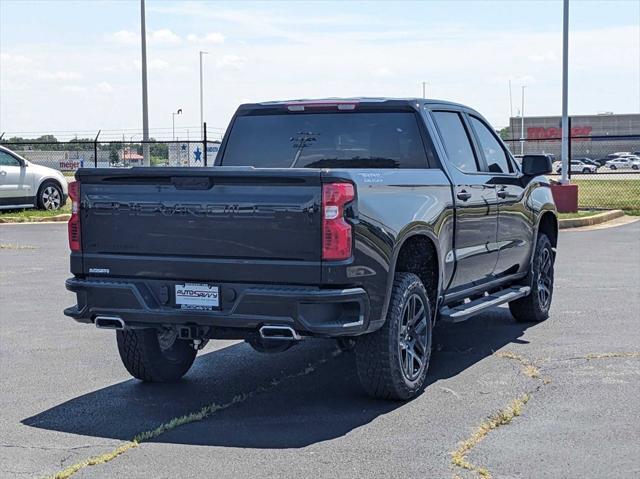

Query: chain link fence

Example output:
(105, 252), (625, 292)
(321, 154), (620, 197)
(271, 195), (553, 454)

(504, 134), (640, 213)
(1, 139), (222, 171)
(2, 130), (639, 214)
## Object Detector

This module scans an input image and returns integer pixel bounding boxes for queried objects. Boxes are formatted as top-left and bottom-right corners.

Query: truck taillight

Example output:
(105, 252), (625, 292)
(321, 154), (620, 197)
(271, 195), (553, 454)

(322, 182), (354, 261)
(68, 181), (81, 252)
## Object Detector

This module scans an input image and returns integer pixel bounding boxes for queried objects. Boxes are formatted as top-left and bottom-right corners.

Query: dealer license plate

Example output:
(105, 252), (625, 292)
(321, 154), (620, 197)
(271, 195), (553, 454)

(175, 283), (219, 310)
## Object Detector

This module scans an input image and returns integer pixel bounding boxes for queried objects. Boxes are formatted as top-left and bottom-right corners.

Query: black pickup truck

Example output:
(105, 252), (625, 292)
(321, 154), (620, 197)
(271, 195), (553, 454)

(65, 98), (557, 400)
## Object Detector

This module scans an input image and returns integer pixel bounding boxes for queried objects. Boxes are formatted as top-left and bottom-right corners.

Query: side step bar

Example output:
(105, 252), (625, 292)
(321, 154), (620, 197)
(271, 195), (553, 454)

(439, 286), (530, 323)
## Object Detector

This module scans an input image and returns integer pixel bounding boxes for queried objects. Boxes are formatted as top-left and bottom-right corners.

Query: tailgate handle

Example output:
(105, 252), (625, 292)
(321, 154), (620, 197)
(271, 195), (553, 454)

(171, 177), (213, 190)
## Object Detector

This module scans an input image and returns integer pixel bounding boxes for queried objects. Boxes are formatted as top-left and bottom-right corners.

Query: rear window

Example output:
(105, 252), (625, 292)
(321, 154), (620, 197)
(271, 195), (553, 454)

(220, 112), (432, 168)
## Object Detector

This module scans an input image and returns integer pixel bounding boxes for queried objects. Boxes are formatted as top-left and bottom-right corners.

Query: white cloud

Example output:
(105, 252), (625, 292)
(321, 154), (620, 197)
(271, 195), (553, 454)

(108, 28), (181, 45)
(97, 82), (114, 93)
(37, 70), (83, 80)
(150, 29), (181, 44)
(371, 67), (394, 78)
(109, 30), (138, 45)
(528, 51), (558, 63)
(0, 52), (33, 68)
(217, 54), (246, 69)
(187, 32), (225, 44)
(63, 85), (87, 93)
(132, 59), (170, 71)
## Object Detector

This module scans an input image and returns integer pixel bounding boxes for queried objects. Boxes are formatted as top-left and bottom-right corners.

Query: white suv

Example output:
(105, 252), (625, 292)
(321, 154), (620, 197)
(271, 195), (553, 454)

(0, 145), (69, 210)
(605, 155), (640, 170)
(555, 159), (598, 174)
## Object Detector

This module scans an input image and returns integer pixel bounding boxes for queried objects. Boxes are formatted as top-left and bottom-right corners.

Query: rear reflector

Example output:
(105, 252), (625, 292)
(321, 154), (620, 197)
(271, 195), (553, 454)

(68, 181), (81, 252)
(322, 183), (354, 261)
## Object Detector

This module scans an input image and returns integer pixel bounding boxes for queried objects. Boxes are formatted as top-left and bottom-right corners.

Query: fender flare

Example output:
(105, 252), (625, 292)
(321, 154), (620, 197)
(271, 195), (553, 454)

(378, 225), (444, 323)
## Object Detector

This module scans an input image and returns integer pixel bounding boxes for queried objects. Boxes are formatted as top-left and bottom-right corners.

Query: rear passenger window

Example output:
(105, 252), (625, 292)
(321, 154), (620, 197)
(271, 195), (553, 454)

(432, 111), (478, 173)
(469, 116), (512, 174)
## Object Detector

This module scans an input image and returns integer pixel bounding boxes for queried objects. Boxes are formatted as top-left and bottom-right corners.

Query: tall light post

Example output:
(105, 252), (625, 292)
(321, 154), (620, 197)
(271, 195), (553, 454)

(560, 0), (570, 184)
(199, 51), (208, 141)
(172, 108), (182, 141)
(140, 0), (150, 166)
(422, 81), (427, 99)
(520, 85), (527, 155)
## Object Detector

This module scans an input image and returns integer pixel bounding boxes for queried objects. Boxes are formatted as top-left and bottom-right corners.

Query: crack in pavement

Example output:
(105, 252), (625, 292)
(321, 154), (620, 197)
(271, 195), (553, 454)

(0, 443), (117, 452)
(450, 350), (640, 479)
(46, 349), (342, 479)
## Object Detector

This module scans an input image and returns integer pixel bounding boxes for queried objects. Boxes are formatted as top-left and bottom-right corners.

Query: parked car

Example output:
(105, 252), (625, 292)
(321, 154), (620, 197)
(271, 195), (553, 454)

(555, 159), (598, 174)
(608, 152), (631, 158)
(64, 98), (558, 400)
(606, 156), (640, 170)
(0, 145), (68, 210)
(574, 157), (599, 168)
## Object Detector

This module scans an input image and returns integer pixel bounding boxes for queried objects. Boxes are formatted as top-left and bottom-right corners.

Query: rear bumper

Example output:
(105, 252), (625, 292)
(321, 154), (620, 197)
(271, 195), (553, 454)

(64, 277), (371, 337)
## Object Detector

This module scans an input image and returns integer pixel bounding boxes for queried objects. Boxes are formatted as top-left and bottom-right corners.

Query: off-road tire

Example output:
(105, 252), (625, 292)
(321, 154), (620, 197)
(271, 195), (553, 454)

(509, 233), (554, 323)
(355, 273), (433, 400)
(116, 328), (197, 382)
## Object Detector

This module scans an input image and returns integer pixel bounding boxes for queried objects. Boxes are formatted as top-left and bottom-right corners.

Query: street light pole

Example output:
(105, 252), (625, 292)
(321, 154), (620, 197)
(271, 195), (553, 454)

(199, 51), (208, 141)
(520, 85), (527, 155)
(561, 0), (570, 184)
(140, 0), (150, 166)
(172, 108), (182, 141)
(422, 81), (426, 99)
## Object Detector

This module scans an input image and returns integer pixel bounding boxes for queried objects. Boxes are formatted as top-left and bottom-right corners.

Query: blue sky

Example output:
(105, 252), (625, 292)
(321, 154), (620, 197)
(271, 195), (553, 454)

(1, 0), (639, 139)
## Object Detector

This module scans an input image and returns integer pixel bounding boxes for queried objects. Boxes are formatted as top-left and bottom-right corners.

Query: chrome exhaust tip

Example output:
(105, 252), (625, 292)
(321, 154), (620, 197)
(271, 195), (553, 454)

(95, 316), (125, 330)
(259, 325), (301, 341)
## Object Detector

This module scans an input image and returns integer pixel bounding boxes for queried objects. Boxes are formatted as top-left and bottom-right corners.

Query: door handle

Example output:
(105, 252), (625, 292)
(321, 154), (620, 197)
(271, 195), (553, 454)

(456, 190), (472, 201)
(497, 188), (508, 199)
(0, 171), (7, 176)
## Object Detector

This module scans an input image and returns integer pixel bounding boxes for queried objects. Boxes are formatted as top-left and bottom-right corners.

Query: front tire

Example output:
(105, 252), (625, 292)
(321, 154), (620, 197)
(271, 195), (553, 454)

(37, 181), (64, 210)
(509, 234), (554, 323)
(355, 273), (433, 400)
(116, 328), (197, 382)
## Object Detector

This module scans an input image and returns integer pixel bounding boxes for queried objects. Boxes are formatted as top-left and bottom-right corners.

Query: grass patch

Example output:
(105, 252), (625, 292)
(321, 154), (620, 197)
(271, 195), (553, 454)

(557, 210), (601, 219)
(494, 351), (541, 379)
(573, 180), (640, 214)
(0, 243), (36, 250)
(0, 203), (71, 221)
(451, 394), (531, 479)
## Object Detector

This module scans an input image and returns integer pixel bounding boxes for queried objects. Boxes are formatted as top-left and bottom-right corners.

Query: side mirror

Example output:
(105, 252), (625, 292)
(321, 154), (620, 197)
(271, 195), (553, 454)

(522, 154), (552, 176)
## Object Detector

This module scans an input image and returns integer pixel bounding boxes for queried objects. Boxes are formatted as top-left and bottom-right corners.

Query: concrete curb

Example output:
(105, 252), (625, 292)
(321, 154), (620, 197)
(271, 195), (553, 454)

(0, 214), (71, 224)
(559, 210), (624, 229)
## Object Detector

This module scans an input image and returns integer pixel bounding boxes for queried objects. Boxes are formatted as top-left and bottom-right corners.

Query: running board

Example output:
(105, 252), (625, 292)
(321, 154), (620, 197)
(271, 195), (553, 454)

(439, 286), (530, 323)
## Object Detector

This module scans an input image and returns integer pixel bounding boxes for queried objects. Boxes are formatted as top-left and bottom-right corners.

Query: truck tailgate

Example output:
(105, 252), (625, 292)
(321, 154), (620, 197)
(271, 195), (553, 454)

(76, 168), (322, 284)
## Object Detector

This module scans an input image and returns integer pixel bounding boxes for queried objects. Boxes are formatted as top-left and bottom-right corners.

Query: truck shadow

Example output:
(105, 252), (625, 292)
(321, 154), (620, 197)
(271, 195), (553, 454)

(23, 307), (535, 449)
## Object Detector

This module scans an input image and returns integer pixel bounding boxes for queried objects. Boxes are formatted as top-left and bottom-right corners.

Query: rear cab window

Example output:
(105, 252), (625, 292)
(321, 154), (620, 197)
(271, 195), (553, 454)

(219, 111), (435, 168)
(431, 111), (479, 173)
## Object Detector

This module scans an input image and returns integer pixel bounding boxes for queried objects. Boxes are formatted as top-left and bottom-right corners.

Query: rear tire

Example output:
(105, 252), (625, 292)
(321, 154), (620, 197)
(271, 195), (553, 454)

(116, 328), (197, 382)
(355, 273), (432, 400)
(509, 234), (554, 323)
(37, 181), (64, 210)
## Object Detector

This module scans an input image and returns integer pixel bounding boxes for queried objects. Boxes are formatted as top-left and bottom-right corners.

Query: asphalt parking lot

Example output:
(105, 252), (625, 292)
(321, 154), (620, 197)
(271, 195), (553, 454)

(1, 220), (639, 479)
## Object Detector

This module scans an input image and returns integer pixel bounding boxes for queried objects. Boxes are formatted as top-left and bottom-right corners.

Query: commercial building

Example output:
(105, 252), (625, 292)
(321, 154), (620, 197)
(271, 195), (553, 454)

(507, 113), (640, 158)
